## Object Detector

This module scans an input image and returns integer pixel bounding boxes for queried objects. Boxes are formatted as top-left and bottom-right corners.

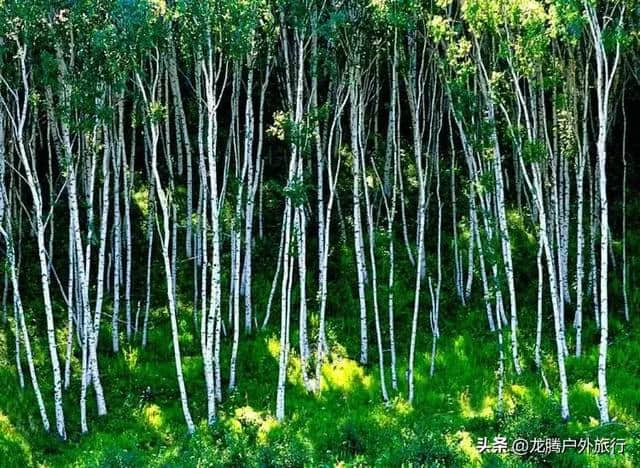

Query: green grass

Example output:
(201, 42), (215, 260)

(1, 203), (640, 467)
(1, 299), (639, 467)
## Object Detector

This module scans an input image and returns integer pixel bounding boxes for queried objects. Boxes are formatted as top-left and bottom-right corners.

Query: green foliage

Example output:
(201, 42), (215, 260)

(2, 291), (640, 467)
(0, 411), (33, 467)
(5, 203), (640, 466)
(147, 100), (167, 124)
(1, 0), (640, 467)
(522, 139), (546, 164)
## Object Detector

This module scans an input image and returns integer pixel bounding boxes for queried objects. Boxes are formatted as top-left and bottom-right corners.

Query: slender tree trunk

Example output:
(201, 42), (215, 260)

(137, 63), (196, 433)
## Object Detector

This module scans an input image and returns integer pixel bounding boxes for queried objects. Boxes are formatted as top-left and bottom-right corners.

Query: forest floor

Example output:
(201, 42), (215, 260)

(1, 299), (639, 467)
(1, 208), (640, 467)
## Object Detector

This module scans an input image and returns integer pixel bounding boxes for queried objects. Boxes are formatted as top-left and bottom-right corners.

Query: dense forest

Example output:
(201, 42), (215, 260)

(1, 0), (640, 465)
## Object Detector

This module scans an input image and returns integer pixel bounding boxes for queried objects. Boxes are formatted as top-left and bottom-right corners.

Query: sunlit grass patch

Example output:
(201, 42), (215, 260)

(390, 396), (413, 416)
(257, 416), (279, 444)
(141, 404), (165, 431)
(449, 430), (482, 465)
(2, 234), (640, 466)
(459, 391), (495, 420)
(266, 336), (280, 359)
(0, 411), (32, 466)
(320, 357), (372, 393)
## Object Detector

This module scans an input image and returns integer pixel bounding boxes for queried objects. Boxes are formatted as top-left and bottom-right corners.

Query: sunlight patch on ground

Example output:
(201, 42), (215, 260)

(391, 397), (413, 416)
(0, 411), (32, 465)
(578, 382), (599, 398)
(224, 415), (244, 435)
(285, 353), (304, 386)
(459, 391), (495, 420)
(450, 430), (481, 465)
(258, 417), (279, 444)
(235, 405), (263, 426)
(508, 384), (530, 400)
(267, 336), (280, 359)
(321, 358), (372, 393)
(226, 405), (279, 444)
(0, 412), (18, 438)
(142, 404), (165, 431)
(124, 346), (139, 372)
